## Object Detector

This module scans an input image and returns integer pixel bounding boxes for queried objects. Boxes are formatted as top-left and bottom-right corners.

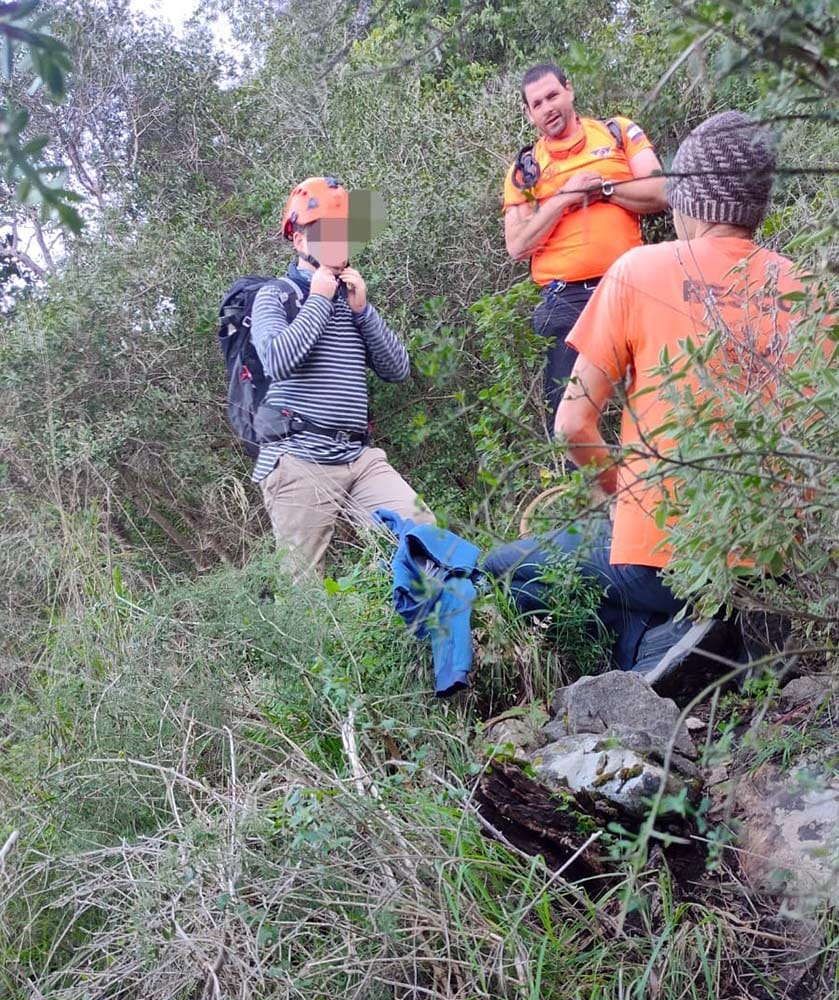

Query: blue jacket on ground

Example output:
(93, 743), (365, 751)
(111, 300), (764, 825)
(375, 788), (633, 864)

(375, 509), (482, 697)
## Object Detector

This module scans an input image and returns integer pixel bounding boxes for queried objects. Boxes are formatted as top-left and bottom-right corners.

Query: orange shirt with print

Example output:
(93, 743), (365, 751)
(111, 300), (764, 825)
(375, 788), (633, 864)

(503, 116), (654, 285)
(566, 237), (812, 569)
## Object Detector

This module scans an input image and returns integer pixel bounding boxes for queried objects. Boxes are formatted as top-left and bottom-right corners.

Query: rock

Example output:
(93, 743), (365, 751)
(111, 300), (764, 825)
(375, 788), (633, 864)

(610, 730), (702, 781)
(482, 710), (548, 756)
(685, 716), (706, 732)
(706, 764), (730, 786)
(735, 764), (839, 907)
(475, 674), (707, 862)
(532, 733), (699, 821)
(548, 671), (697, 759)
(779, 676), (836, 712)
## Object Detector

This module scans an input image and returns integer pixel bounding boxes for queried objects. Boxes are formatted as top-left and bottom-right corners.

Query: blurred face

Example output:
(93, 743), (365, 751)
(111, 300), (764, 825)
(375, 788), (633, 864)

(523, 73), (577, 140)
(294, 218), (349, 271)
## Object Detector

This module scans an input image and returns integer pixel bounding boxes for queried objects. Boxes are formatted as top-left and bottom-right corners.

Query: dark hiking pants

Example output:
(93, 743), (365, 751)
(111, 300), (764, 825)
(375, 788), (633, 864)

(483, 518), (684, 670)
(533, 278), (600, 427)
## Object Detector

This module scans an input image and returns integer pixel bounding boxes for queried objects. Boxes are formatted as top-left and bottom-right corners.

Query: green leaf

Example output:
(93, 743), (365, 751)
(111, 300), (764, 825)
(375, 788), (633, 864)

(9, 107), (29, 133)
(55, 200), (84, 234)
(41, 60), (66, 98)
(20, 135), (48, 159)
(6, 1), (43, 22)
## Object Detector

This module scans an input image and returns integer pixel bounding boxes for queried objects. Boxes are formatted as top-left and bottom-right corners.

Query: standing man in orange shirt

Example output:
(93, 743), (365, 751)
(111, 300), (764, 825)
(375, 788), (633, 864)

(488, 111), (822, 700)
(503, 62), (668, 424)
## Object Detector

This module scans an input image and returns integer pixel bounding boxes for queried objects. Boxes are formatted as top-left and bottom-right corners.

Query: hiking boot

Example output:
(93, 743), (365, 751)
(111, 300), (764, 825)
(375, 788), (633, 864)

(632, 615), (740, 704)
(738, 608), (790, 660)
(735, 608), (792, 686)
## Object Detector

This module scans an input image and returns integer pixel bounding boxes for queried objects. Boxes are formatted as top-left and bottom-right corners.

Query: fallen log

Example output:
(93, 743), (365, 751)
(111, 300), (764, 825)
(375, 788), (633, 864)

(476, 759), (610, 879)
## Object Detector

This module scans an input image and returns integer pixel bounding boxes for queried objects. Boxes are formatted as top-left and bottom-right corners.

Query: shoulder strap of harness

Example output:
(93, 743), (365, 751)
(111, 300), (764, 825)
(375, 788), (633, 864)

(512, 118), (626, 193)
(601, 117), (625, 152)
(511, 142), (540, 192)
(271, 275), (305, 322)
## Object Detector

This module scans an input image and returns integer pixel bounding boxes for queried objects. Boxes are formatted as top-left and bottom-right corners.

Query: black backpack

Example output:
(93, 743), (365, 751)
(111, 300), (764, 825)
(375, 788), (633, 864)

(218, 275), (304, 457)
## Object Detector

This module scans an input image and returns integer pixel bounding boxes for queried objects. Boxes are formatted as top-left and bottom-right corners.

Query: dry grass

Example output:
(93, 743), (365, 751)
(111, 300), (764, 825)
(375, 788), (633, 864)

(2, 682), (836, 1000)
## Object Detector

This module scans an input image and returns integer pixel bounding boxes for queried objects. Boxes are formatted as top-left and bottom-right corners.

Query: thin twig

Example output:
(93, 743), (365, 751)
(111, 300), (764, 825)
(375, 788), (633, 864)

(0, 830), (19, 870)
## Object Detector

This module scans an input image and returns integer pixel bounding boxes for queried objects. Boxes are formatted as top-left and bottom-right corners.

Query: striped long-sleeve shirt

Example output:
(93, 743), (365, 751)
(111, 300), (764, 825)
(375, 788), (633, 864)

(250, 266), (410, 481)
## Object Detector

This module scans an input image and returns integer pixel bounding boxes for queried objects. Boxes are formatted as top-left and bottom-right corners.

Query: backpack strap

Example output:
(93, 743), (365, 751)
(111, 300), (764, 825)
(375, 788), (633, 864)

(514, 119), (625, 193)
(254, 406), (370, 446)
(602, 118), (625, 152)
(512, 142), (541, 192)
(272, 275), (305, 323)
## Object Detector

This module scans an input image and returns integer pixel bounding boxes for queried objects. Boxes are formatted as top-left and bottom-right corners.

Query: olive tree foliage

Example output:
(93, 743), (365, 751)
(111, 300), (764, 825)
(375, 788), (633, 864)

(0, 0), (79, 281)
(664, 0), (839, 268)
(0, 0), (244, 653)
(651, 308), (839, 626)
(1, 0), (835, 647)
(0, 0), (234, 285)
(1, 0), (695, 612)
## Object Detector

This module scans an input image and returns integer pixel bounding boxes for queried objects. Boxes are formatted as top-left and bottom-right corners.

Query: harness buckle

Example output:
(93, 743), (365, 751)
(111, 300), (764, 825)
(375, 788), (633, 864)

(544, 279), (567, 297)
(334, 430), (350, 444)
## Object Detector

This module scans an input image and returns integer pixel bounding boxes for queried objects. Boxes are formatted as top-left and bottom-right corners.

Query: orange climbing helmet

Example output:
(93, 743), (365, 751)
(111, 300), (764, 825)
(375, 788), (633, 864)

(281, 176), (348, 240)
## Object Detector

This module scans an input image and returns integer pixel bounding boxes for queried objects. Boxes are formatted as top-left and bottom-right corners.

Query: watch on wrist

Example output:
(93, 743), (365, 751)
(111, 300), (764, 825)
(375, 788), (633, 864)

(601, 180), (615, 199)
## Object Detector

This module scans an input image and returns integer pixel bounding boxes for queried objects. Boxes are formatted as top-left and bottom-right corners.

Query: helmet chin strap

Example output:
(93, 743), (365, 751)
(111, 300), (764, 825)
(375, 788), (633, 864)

(298, 250), (347, 298)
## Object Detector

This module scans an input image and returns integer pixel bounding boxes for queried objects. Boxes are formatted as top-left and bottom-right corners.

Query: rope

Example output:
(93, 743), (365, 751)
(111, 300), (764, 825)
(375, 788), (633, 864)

(518, 485), (569, 537)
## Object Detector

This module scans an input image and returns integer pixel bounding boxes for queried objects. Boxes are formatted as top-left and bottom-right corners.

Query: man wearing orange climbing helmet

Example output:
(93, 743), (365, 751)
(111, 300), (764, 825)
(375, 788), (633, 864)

(503, 63), (668, 426)
(250, 175), (434, 576)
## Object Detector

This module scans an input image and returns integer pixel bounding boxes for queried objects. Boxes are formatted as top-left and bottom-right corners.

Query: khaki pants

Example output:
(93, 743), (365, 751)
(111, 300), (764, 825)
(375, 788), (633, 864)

(260, 447), (435, 577)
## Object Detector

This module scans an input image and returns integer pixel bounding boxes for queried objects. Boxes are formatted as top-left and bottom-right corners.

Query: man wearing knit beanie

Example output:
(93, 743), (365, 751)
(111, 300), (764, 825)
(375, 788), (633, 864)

(486, 110), (816, 703)
(667, 110), (776, 232)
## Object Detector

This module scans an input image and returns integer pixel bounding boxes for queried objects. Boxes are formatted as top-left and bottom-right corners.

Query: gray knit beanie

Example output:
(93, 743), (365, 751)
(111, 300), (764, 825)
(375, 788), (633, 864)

(666, 110), (776, 229)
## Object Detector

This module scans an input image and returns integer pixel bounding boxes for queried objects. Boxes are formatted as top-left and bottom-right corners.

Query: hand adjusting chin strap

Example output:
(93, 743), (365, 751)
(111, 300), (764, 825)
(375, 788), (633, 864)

(299, 251), (346, 298)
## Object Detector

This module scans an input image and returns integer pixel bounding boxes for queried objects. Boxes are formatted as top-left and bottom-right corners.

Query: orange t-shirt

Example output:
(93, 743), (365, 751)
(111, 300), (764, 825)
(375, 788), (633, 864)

(502, 117), (654, 285)
(566, 237), (814, 568)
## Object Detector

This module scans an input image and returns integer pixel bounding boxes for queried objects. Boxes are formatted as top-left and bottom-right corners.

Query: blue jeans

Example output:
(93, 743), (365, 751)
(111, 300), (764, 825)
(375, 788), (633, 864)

(483, 519), (685, 670)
